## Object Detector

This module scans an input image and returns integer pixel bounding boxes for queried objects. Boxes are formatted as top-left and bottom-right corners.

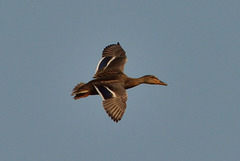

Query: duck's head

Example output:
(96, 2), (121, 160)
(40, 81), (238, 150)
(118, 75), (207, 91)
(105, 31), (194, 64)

(141, 75), (168, 86)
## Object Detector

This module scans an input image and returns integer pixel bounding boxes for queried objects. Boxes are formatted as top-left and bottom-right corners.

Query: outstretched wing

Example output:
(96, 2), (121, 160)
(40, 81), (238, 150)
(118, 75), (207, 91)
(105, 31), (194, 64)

(94, 42), (127, 78)
(93, 81), (127, 122)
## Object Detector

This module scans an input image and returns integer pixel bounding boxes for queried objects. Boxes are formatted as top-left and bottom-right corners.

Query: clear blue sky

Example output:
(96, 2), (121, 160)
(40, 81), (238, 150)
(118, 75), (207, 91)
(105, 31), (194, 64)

(1, 1), (240, 161)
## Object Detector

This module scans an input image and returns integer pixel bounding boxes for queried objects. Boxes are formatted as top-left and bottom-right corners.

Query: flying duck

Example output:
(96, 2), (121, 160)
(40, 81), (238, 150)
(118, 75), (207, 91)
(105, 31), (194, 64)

(71, 42), (167, 122)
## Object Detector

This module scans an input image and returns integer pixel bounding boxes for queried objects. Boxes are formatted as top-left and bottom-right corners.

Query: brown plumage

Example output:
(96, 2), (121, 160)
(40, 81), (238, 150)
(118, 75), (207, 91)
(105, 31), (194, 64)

(71, 42), (167, 122)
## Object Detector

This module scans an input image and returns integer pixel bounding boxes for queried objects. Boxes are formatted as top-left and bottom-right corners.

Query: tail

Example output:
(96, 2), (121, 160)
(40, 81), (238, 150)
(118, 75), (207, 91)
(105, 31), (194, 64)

(71, 83), (89, 100)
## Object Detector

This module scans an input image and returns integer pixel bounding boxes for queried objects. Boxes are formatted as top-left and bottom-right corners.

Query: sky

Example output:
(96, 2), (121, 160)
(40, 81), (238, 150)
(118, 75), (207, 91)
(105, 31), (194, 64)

(1, 1), (240, 161)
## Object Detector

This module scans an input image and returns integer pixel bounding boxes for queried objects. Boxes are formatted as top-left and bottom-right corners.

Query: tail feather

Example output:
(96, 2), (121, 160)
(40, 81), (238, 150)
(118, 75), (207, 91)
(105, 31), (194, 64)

(74, 92), (89, 100)
(71, 83), (85, 96)
(71, 82), (90, 99)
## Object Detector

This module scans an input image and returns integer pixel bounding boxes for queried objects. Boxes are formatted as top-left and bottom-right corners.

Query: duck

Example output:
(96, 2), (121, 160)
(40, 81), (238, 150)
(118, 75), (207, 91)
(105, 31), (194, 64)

(71, 42), (167, 122)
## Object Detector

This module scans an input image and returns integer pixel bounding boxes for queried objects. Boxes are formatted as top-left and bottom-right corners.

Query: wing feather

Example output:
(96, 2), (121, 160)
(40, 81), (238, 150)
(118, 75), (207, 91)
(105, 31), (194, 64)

(94, 82), (127, 122)
(102, 42), (126, 57)
(94, 43), (127, 78)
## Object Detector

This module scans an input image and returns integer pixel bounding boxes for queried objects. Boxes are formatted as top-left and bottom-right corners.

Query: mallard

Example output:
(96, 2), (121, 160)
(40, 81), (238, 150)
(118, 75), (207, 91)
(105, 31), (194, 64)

(71, 42), (167, 122)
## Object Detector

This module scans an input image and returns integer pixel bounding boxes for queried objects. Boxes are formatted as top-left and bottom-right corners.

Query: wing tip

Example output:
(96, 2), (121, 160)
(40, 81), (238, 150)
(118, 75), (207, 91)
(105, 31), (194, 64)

(105, 105), (125, 123)
(103, 42), (121, 51)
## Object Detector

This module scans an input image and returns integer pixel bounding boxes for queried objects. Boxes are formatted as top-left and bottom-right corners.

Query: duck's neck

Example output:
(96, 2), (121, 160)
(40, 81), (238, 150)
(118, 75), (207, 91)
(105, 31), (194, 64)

(124, 77), (145, 89)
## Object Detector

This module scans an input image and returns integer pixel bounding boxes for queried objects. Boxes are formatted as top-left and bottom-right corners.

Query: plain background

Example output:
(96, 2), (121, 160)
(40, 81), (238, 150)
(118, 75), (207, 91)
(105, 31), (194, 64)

(1, 1), (240, 161)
